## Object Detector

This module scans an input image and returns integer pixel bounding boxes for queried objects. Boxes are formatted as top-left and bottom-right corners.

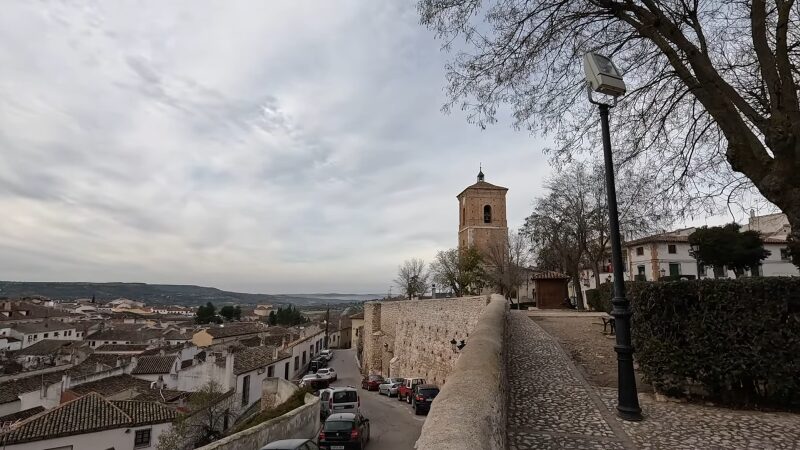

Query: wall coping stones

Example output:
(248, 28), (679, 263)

(414, 294), (507, 450)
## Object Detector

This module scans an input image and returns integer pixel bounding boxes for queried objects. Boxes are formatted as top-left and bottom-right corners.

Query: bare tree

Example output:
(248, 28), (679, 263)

(483, 230), (531, 304)
(419, 0), (800, 265)
(523, 161), (670, 307)
(394, 258), (430, 299)
(430, 247), (485, 296)
(157, 381), (236, 450)
(523, 168), (592, 309)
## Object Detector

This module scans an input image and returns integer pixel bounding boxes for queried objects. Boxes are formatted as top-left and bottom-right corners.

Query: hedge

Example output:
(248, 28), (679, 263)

(632, 278), (800, 409)
(585, 281), (649, 312)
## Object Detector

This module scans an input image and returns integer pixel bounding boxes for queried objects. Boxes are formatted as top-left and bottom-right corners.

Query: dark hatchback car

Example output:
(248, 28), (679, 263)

(411, 384), (440, 415)
(360, 374), (384, 391)
(318, 412), (370, 450)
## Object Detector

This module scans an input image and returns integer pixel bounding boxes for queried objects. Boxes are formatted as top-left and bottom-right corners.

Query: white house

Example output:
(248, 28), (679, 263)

(4, 321), (81, 349)
(0, 392), (174, 450)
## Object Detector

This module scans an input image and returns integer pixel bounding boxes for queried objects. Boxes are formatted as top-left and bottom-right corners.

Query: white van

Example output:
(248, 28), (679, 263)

(321, 387), (359, 418)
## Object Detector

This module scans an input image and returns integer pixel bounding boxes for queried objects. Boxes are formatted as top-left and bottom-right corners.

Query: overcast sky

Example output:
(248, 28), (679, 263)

(0, 1), (564, 294)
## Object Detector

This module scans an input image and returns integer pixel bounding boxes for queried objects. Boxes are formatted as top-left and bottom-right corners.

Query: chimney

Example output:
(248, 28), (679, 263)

(159, 349), (165, 356)
(224, 352), (235, 391)
(95, 362), (104, 373)
(272, 347), (278, 359)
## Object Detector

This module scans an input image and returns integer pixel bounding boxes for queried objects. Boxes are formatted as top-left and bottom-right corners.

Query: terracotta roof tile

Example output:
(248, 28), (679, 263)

(14, 339), (75, 356)
(203, 323), (267, 339)
(131, 355), (177, 375)
(0, 393), (175, 445)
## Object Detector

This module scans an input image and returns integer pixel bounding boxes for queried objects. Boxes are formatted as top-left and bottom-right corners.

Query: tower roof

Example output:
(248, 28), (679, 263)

(477, 165), (485, 182)
(457, 179), (508, 198)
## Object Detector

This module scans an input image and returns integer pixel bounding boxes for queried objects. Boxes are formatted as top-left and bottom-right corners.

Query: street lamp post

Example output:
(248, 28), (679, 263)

(584, 52), (643, 422)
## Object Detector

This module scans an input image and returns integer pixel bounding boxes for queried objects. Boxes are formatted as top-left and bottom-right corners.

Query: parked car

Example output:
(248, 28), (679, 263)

(319, 412), (370, 450)
(411, 384), (440, 415)
(377, 377), (404, 397)
(325, 387), (360, 416)
(360, 374), (384, 391)
(300, 374), (331, 393)
(397, 377), (426, 402)
(260, 439), (319, 450)
(309, 356), (327, 373)
(317, 367), (337, 381)
(320, 349), (333, 361)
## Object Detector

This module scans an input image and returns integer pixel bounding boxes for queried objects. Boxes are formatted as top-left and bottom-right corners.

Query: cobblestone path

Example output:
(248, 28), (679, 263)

(506, 311), (800, 450)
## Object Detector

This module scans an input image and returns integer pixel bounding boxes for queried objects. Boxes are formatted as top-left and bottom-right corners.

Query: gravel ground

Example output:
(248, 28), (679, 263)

(531, 315), (653, 393)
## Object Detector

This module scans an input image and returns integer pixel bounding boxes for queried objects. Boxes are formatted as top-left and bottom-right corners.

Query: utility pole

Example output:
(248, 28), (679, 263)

(324, 305), (330, 349)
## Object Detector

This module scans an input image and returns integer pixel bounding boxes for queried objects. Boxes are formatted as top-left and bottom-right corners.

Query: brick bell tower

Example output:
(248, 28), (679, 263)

(457, 167), (509, 256)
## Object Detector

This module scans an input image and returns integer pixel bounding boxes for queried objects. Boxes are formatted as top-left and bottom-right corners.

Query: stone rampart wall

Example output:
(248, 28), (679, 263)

(196, 393), (320, 450)
(362, 296), (489, 384)
(414, 294), (508, 450)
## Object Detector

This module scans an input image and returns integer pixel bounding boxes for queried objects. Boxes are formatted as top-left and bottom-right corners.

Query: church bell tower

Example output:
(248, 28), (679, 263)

(457, 167), (508, 256)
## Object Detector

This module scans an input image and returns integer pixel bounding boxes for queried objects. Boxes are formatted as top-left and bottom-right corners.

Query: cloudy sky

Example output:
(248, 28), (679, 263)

(0, 1), (560, 294)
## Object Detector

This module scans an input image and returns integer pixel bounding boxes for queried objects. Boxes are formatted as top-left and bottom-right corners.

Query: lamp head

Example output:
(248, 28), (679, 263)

(583, 52), (626, 96)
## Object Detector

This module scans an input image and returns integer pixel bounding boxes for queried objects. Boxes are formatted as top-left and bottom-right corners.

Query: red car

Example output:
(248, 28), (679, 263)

(361, 375), (384, 391)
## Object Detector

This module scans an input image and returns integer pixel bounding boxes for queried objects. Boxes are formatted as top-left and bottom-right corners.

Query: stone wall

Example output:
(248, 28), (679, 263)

(260, 377), (297, 412)
(196, 393), (320, 450)
(362, 296), (490, 384)
(414, 294), (508, 450)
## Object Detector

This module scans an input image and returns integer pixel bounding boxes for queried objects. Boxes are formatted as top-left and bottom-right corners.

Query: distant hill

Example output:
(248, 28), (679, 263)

(0, 281), (381, 308)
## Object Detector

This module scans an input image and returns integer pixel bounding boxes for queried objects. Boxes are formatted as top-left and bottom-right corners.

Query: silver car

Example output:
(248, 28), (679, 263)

(378, 377), (405, 397)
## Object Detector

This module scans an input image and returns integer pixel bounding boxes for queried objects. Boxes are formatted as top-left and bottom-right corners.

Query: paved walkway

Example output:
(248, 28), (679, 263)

(506, 311), (800, 450)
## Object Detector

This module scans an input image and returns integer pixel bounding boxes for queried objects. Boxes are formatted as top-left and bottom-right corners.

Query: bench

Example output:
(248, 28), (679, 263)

(601, 315), (616, 335)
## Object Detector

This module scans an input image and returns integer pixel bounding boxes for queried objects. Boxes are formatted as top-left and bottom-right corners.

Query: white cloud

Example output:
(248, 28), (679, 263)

(0, 0), (552, 293)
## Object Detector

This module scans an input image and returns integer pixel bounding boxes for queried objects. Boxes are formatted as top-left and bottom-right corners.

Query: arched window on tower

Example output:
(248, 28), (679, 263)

(484, 205), (492, 223)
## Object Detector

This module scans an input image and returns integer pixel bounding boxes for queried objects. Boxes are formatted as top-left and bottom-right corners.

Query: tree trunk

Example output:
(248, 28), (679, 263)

(593, 262), (602, 289)
(571, 273), (585, 310)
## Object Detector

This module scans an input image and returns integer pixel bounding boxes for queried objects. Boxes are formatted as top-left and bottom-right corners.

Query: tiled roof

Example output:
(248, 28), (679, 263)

(530, 270), (570, 280)
(131, 355), (177, 374)
(12, 321), (76, 334)
(15, 339), (74, 356)
(69, 353), (132, 376)
(162, 330), (190, 341)
(0, 406), (45, 424)
(86, 328), (161, 342)
(0, 393), (176, 445)
(350, 312), (364, 320)
(94, 344), (149, 353)
(68, 374), (152, 397)
(0, 303), (72, 322)
(0, 372), (64, 404)
(457, 180), (508, 198)
(139, 344), (183, 356)
(203, 323), (267, 339)
(231, 346), (287, 375)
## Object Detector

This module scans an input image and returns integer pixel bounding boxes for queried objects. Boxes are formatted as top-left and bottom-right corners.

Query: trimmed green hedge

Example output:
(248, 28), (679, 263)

(632, 278), (800, 409)
(585, 281), (649, 312)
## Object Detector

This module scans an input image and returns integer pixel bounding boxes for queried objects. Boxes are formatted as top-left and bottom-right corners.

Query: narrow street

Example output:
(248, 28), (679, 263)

(326, 348), (424, 450)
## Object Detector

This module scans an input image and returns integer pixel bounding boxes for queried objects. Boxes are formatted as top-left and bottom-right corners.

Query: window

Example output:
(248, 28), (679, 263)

(636, 246), (644, 256)
(483, 205), (492, 223)
(267, 365), (274, 377)
(781, 248), (790, 261)
(241, 375), (250, 406)
(355, 329), (359, 337)
(134, 428), (151, 448)
(461, 208), (465, 226)
(294, 356), (299, 370)
(669, 263), (680, 277)
(668, 244), (677, 254)
(54, 332), (60, 337)
(43, 333), (49, 338)
(285, 362), (290, 379)
(302, 351), (307, 365)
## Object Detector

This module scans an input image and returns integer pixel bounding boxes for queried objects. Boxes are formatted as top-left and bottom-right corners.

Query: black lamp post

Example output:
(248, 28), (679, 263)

(584, 52), (643, 422)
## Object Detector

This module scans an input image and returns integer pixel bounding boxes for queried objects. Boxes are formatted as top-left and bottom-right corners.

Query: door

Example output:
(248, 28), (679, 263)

(285, 362), (290, 379)
(669, 263), (680, 277)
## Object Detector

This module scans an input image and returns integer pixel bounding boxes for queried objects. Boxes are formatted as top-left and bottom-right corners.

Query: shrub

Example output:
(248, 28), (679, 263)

(585, 281), (649, 312)
(232, 387), (310, 433)
(632, 278), (800, 409)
